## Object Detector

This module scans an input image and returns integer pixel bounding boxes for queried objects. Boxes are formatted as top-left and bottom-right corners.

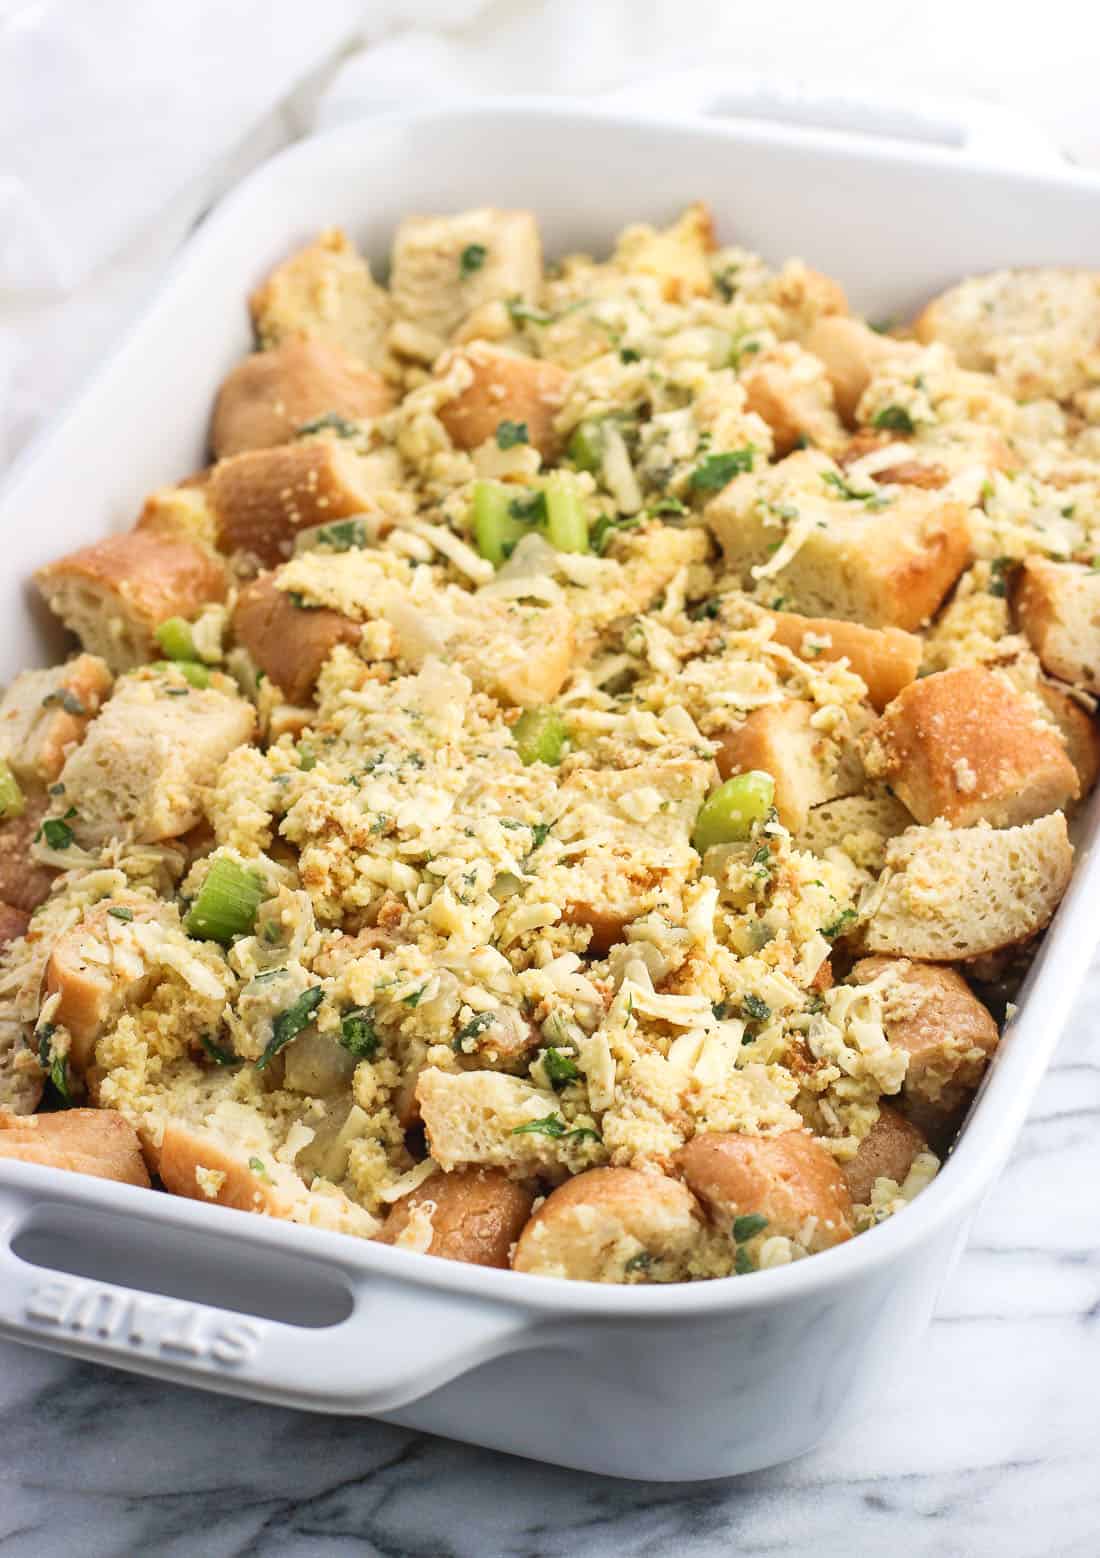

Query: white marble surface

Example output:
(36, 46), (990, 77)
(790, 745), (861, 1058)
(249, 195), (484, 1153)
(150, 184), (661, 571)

(3, 10), (1100, 1554)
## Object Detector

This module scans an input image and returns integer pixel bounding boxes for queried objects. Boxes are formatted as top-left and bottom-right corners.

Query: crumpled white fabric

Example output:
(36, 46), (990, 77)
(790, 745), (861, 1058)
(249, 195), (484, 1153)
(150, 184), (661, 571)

(2, 0), (1098, 471)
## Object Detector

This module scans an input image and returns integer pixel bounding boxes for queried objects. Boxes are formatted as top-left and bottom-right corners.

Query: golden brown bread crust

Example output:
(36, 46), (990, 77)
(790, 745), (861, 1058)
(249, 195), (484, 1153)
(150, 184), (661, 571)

(378, 1167), (535, 1267)
(0, 1108), (150, 1187)
(740, 351), (843, 456)
(850, 957), (1000, 1118)
(42, 897), (160, 1073)
(1013, 558), (1100, 693)
(211, 339), (395, 458)
(766, 610), (922, 711)
(804, 316), (899, 423)
(873, 501), (972, 632)
(1037, 683), (1100, 797)
(841, 1105), (927, 1205)
(436, 345), (570, 460)
(676, 1130), (853, 1251)
(0, 655), (113, 787)
(232, 573), (360, 704)
(208, 442), (378, 566)
(0, 903), (29, 949)
(866, 667), (1079, 828)
(0, 796), (58, 913)
(155, 1124), (290, 1215)
(715, 698), (860, 833)
(510, 1166), (704, 1280)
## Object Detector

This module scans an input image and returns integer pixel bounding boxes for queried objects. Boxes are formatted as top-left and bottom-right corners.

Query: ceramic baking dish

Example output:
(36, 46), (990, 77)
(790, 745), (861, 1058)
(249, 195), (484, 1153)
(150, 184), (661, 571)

(0, 86), (1098, 1482)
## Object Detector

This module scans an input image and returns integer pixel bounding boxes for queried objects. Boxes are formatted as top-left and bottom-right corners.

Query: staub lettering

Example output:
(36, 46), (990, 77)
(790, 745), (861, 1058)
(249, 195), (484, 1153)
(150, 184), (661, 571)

(23, 1277), (261, 1368)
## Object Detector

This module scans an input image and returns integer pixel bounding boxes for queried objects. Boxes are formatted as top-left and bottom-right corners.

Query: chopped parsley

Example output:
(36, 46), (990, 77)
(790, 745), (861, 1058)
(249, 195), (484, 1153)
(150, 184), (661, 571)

(496, 419), (529, 450)
(340, 1006), (379, 1060)
(201, 1034), (240, 1067)
(507, 298), (554, 327)
(511, 1113), (600, 1143)
(989, 556), (1015, 598)
(733, 1213), (769, 1243)
(37, 1024), (72, 1105)
(591, 512), (644, 554)
(821, 908), (858, 940)
(312, 519), (367, 551)
(734, 1246), (755, 1275)
(529, 821), (552, 851)
(741, 994), (771, 1024)
(256, 986), (324, 1069)
(689, 446), (756, 492)
(650, 495), (687, 517)
(509, 489), (548, 526)
(619, 347), (641, 364)
(459, 242), (487, 278)
(248, 1157), (271, 1181)
(403, 984), (426, 1008)
(542, 1046), (581, 1089)
(295, 412), (360, 440)
(871, 404), (915, 435)
(454, 1011), (496, 1048)
(107, 905), (134, 922)
(37, 813), (76, 850)
(624, 1251), (652, 1274)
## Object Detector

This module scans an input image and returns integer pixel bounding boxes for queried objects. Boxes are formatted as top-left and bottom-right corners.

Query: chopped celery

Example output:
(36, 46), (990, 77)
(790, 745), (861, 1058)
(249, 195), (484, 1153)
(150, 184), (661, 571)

(184, 857), (267, 944)
(513, 707), (567, 766)
(567, 419), (605, 473)
(0, 760), (24, 820)
(472, 480), (528, 567)
(544, 475), (589, 553)
(154, 617), (197, 661)
(692, 771), (775, 852)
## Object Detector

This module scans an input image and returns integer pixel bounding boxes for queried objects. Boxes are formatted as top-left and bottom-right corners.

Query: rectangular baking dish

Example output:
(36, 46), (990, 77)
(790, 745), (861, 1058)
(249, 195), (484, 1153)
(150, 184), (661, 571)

(0, 88), (1098, 1482)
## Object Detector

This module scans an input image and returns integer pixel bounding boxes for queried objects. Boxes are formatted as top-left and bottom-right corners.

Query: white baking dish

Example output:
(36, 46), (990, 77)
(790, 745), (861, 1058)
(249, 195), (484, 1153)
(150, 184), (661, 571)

(0, 88), (1098, 1483)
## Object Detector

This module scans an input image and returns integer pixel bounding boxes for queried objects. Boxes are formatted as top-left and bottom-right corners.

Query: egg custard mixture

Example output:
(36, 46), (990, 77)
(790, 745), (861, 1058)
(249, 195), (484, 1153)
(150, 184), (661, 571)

(2, 204), (1098, 1283)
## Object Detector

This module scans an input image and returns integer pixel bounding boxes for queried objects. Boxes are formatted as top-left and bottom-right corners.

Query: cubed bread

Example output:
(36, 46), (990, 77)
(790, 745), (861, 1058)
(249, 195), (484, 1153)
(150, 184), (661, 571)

(156, 1123), (292, 1215)
(1037, 683), (1100, 797)
(389, 208), (543, 358)
(0, 1108), (150, 1186)
(0, 796), (58, 912)
(740, 343), (846, 456)
(766, 610), (921, 710)
(249, 227), (392, 374)
(136, 483), (219, 549)
(41, 897), (161, 1071)
(416, 1068), (582, 1177)
(0, 903), (29, 948)
(435, 344), (569, 459)
(804, 316), (912, 423)
(208, 441), (380, 566)
(913, 267), (1100, 401)
(1013, 558), (1100, 693)
(232, 573), (359, 703)
(379, 1167), (535, 1268)
(842, 1105), (928, 1204)
(35, 533), (227, 673)
(211, 338), (395, 458)
(0, 655), (112, 786)
(797, 791), (914, 873)
(716, 699), (862, 833)
(56, 670), (256, 846)
(862, 812), (1073, 960)
(511, 1167), (703, 1282)
(706, 456), (971, 631)
(676, 1130), (853, 1253)
(865, 667), (1079, 827)
(612, 201), (717, 300)
(850, 957), (1000, 1119)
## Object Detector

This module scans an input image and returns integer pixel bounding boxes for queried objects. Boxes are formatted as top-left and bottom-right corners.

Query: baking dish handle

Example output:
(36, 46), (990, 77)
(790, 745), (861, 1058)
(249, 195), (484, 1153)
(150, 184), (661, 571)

(0, 1177), (534, 1413)
(598, 70), (1064, 172)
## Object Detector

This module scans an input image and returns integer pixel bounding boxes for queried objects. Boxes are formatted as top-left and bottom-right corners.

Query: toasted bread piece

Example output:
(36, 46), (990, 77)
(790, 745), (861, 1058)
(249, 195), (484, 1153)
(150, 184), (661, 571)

(0, 903), (29, 948)
(416, 1068), (580, 1178)
(250, 228), (392, 373)
(862, 813), (1073, 960)
(35, 533), (227, 673)
(913, 267), (1100, 401)
(740, 342), (845, 455)
(0, 1108), (150, 1186)
(209, 442), (380, 567)
(0, 655), (112, 787)
(865, 667), (1079, 827)
(156, 1123), (291, 1215)
(842, 1105), (928, 1204)
(136, 483), (219, 549)
(805, 316), (913, 423)
(797, 790), (914, 873)
(232, 573), (360, 704)
(716, 699), (862, 833)
(612, 202), (717, 301)
(511, 1167), (703, 1282)
(677, 1130), (853, 1253)
(766, 610), (921, 711)
(1013, 558), (1100, 694)
(436, 344), (569, 459)
(379, 1167), (535, 1269)
(211, 338), (394, 458)
(850, 957), (1000, 1119)
(389, 208), (543, 358)
(1037, 683), (1100, 797)
(0, 796), (58, 913)
(42, 897), (161, 1072)
(706, 455), (971, 631)
(57, 670), (255, 846)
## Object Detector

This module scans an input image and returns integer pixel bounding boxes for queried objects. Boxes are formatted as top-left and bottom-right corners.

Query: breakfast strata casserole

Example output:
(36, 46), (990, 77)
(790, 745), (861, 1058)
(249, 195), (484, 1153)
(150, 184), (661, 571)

(2, 203), (1098, 1284)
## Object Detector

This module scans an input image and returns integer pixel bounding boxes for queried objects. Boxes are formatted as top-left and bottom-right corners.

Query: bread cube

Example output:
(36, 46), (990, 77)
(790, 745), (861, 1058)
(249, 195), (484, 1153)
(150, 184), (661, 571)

(612, 202), (717, 301)
(56, 670), (255, 846)
(862, 812), (1073, 960)
(842, 1105), (927, 1204)
(436, 344), (569, 459)
(42, 897), (162, 1071)
(211, 338), (394, 458)
(156, 1123), (291, 1216)
(740, 342), (846, 455)
(0, 796), (59, 912)
(716, 699), (863, 833)
(389, 208), (543, 358)
(1014, 558), (1100, 693)
(36, 532), (227, 673)
(805, 316), (916, 424)
(866, 667), (1079, 827)
(136, 482), (219, 549)
(705, 452), (971, 631)
(416, 1068), (586, 1178)
(379, 1167), (535, 1269)
(249, 227), (392, 373)
(797, 791), (914, 874)
(766, 610), (921, 710)
(676, 1129), (853, 1252)
(850, 957), (1000, 1120)
(0, 904), (29, 949)
(511, 1167), (702, 1281)
(208, 441), (380, 566)
(232, 573), (359, 704)
(1037, 683), (1100, 797)
(0, 1108), (150, 1187)
(0, 655), (112, 785)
